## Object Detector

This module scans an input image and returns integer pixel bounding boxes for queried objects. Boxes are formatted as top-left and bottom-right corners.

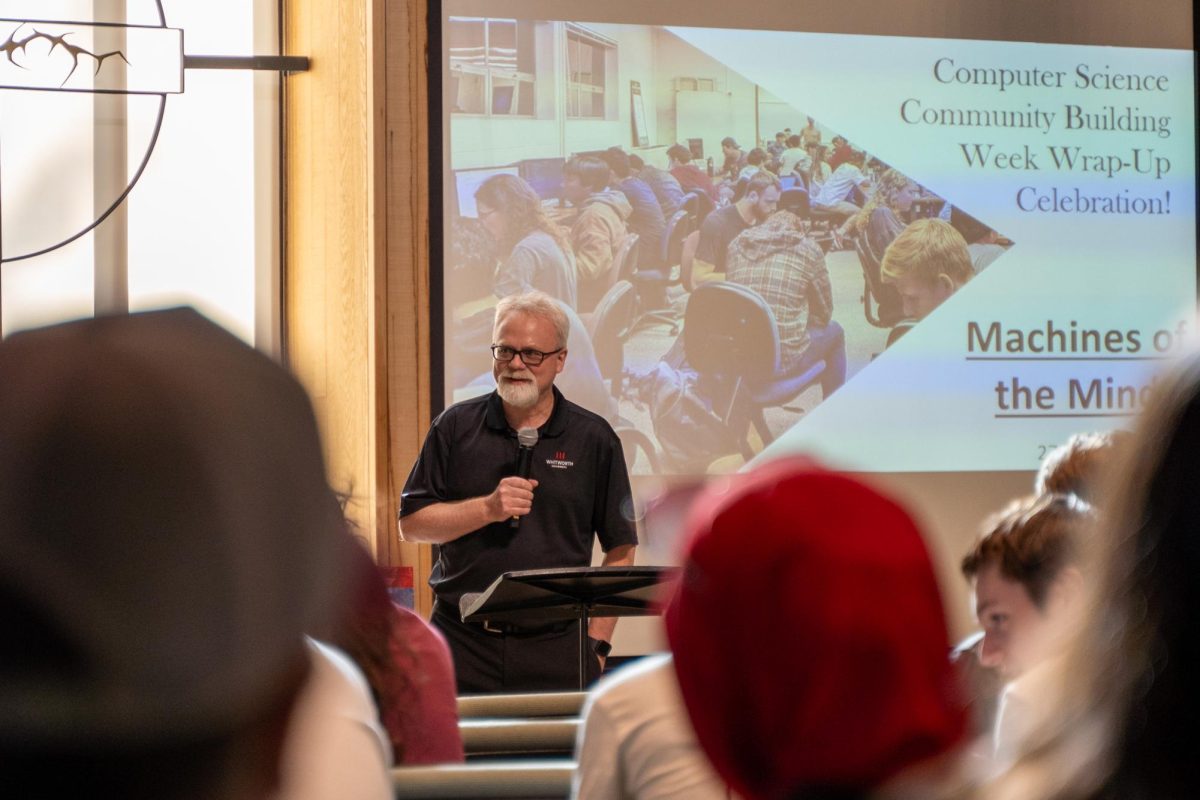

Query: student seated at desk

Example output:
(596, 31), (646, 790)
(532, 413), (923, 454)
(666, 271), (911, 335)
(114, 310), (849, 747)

(725, 210), (846, 395)
(629, 153), (685, 220)
(880, 218), (974, 321)
(811, 150), (871, 225)
(564, 156), (633, 286)
(476, 173), (578, 309)
(693, 171), (781, 278)
(777, 134), (812, 183)
(666, 143), (717, 202)
(845, 168), (920, 257)
(603, 147), (666, 269)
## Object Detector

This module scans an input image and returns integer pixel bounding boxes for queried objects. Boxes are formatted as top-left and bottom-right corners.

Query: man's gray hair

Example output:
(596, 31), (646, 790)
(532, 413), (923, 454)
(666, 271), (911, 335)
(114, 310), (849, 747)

(494, 291), (570, 349)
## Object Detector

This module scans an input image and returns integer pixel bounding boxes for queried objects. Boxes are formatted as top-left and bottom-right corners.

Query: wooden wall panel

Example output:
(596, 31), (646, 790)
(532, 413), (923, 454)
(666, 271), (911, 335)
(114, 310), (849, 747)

(286, 0), (433, 614)
(379, 0), (435, 615)
(285, 0), (381, 551)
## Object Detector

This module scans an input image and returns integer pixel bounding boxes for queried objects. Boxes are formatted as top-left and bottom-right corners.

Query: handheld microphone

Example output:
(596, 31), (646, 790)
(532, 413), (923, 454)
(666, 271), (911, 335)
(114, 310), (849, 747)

(510, 427), (539, 529)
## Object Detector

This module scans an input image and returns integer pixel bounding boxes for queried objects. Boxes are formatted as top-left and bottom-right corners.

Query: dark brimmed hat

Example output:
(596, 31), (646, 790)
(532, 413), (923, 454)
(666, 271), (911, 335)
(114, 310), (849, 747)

(0, 308), (347, 749)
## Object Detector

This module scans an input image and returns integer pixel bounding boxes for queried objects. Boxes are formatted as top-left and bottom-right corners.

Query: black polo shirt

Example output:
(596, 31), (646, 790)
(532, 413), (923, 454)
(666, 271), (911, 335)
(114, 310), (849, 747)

(400, 386), (638, 611)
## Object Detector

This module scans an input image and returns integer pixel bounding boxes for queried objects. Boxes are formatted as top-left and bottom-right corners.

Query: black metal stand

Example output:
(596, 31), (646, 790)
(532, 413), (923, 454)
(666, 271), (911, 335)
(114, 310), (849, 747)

(459, 566), (678, 691)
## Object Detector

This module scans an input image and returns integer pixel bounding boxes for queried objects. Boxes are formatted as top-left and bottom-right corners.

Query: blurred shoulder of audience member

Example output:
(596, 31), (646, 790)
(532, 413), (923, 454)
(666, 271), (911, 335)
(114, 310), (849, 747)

(276, 638), (394, 800)
(666, 458), (967, 800)
(983, 355), (1200, 800)
(571, 653), (729, 800)
(330, 536), (464, 766)
(0, 308), (348, 800)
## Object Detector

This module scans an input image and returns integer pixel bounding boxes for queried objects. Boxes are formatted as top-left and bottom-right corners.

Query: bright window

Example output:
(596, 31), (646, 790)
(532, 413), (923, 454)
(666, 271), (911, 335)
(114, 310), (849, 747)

(566, 25), (612, 119)
(448, 17), (535, 116)
(0, 0), (278, 350)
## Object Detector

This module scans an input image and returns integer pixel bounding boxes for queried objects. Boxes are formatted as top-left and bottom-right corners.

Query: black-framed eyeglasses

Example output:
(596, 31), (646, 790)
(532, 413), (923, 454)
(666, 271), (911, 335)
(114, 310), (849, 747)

(490, 345), (563, 366)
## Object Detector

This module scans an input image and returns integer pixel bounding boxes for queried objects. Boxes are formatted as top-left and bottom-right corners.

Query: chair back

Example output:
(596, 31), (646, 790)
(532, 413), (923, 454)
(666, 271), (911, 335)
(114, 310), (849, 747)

(680, 190), (714, 227)
(612, 232), (640, 284)
(779, 187), (810, 220)
(854, 234), (904, 327)
(659, 209), (691, 268)
(683, 281), (781, 387)
(585, 280), (637, 386)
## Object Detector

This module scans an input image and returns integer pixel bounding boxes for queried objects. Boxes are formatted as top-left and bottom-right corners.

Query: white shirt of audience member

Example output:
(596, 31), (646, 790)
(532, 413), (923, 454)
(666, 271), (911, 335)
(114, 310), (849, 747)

(972, 562), (1083, 767)
(813, 163), (869, 207)
(277, 638), (393, 800)
(572, 653), (733, 800)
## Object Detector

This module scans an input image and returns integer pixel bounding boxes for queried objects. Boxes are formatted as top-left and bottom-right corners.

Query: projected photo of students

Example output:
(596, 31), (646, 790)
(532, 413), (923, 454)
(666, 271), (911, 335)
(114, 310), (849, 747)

(442, 16), (1011, 475)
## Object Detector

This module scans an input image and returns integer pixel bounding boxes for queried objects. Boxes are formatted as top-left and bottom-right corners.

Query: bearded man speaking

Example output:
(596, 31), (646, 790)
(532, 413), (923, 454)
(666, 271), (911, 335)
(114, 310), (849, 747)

(400, 291), (637, 693)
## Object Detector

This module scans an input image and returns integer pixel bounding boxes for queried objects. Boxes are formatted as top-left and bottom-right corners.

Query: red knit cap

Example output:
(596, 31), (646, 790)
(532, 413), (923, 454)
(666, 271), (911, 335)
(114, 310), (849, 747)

(664, 459), (965, 799)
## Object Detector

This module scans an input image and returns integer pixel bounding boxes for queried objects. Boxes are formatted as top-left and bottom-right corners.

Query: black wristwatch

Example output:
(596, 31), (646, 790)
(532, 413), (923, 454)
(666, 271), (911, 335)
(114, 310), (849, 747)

(590, 637), (612, 658)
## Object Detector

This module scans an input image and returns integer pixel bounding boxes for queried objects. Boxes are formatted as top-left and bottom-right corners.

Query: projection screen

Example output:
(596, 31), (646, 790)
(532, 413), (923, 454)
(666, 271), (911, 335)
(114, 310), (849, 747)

(435, 0), (1195, 480)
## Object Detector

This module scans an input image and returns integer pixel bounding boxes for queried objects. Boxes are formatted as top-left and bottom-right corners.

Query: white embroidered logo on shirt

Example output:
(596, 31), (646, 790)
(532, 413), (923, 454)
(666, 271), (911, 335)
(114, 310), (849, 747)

(546, 450), (574, 469)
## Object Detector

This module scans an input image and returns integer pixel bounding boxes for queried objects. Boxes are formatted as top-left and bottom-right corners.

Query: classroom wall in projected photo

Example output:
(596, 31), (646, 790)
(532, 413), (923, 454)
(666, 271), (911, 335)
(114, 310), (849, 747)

(439, 12), (1196, 476)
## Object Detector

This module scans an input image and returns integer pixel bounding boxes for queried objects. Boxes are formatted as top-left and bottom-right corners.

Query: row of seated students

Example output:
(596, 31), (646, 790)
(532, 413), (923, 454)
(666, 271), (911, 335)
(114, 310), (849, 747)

(471, 148), (671, 318)
(7, 304), (1197, 800)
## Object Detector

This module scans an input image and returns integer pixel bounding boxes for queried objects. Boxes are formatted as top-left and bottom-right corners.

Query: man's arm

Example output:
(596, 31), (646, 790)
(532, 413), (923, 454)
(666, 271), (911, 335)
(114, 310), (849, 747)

(586, 544), (637, 648)
(399, 477), (538, 545)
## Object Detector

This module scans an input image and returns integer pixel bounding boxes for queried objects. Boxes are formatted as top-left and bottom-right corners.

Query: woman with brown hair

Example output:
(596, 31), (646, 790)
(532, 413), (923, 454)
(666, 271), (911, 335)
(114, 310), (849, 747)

(474, 173), (577, 308)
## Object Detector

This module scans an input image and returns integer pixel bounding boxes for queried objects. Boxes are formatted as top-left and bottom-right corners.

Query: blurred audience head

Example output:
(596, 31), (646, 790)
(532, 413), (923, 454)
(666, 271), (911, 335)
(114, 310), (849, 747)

(881, 218), (973, 320)
(1035, 430), (1129, 507)
(984, 355), (1200, 800)
(563, 156), (611, 203)
(601, 147), (633, 180)
(961, 494), (1091, 681)
(666, 143), (693, 166)
(0, 308), (346, 798)
(666, 459), (965, 799)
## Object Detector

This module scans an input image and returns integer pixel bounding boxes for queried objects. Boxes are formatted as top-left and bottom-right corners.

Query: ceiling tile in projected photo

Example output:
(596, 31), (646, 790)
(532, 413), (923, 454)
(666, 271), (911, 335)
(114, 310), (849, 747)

(668, 26), (1194, 472)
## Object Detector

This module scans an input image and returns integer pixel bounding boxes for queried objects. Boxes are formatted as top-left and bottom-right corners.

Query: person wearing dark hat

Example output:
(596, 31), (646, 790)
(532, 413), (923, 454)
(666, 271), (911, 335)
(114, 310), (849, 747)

(665, 459), (967, 800)
(0, 308), (361, 799)
(399, 291), (638, 693)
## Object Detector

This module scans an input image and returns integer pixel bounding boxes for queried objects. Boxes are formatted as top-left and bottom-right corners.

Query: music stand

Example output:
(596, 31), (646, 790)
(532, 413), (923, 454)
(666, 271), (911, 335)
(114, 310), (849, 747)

(460, 566), (679, 690)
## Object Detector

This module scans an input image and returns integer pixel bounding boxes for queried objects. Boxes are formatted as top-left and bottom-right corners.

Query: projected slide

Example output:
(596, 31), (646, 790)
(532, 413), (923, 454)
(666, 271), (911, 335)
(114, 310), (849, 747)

(441, 15), (1195, 474)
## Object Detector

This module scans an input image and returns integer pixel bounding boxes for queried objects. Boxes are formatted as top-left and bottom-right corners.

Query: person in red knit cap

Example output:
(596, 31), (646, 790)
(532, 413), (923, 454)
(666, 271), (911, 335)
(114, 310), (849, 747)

(665, 458), (967, 800)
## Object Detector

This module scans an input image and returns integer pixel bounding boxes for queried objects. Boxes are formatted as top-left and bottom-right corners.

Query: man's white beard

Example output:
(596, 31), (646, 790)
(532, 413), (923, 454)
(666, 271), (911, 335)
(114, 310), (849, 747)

(497, 372), (539, 409)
